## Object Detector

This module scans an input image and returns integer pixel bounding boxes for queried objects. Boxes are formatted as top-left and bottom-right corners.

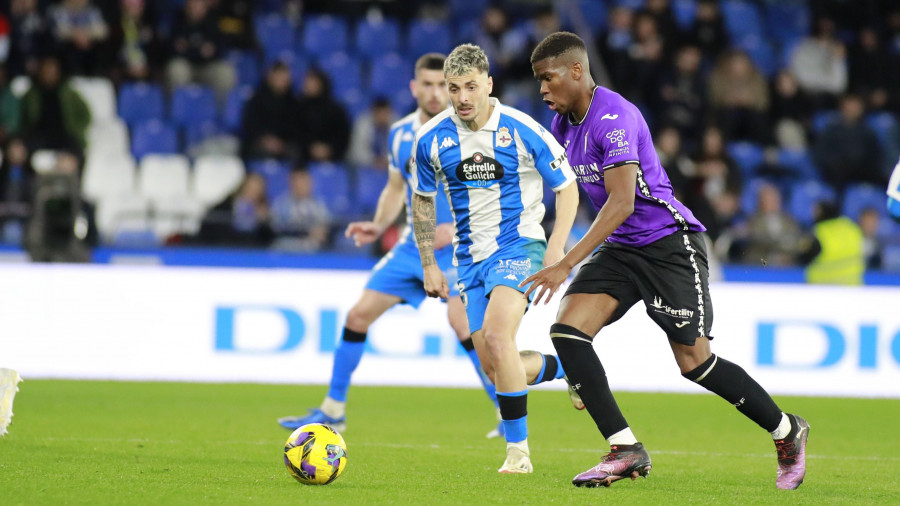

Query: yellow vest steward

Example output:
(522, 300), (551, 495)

(805, 217), (864, 285)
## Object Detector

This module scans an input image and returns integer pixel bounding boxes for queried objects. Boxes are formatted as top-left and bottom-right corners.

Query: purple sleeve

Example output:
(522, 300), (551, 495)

(595, 109), (640, 170)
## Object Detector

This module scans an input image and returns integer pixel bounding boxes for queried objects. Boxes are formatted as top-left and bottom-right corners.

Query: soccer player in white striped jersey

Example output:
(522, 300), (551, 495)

(411, 44), (579, 473)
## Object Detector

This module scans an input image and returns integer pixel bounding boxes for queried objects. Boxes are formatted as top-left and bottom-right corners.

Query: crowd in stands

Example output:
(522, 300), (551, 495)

(0, 0), (898, 272)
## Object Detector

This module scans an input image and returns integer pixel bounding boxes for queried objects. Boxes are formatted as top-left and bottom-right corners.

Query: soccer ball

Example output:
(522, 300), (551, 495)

(283, 423), (348, 485)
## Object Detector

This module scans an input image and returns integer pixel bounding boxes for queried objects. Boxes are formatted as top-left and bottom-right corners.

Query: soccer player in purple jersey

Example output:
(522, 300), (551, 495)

(524, 32), (809, 490)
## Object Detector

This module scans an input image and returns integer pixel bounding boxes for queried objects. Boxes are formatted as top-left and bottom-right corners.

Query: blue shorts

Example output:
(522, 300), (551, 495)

(365, 238), (458, 308)
(457, 240), (546, 333)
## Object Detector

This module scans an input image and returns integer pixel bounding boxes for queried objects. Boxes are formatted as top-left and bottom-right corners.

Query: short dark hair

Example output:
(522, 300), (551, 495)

(530, 31), (587, 64)
(415, 53), (446, 74)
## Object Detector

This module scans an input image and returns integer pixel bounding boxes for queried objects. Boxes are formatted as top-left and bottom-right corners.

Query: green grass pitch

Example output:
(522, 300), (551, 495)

(2, 380), (898, 505)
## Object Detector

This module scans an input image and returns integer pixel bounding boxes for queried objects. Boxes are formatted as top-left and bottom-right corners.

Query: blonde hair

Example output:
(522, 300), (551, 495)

(443, 44), (490, 77)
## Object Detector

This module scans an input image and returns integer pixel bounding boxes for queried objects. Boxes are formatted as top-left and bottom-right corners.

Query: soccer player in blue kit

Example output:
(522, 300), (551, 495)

(412, 44), (581, 473)
(279, 54), (575, 440)
(524, 32), (809, 489)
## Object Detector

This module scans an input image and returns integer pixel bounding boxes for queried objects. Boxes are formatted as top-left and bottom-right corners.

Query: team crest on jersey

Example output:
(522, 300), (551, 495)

(457, 152), (504, 188)
(496, 127), (513, 148)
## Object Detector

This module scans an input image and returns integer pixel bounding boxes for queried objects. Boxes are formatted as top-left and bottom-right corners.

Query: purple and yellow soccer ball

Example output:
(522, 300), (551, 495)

(283, 423), (348, 485)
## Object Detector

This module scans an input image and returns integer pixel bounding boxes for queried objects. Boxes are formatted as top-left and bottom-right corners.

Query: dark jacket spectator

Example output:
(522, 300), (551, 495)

(624, 12), (665, 109)
(688, 0), (729, 62)
(0, 137), (36, 242)
(813, 93), (884, 187)
(296, 69), (351, 162)
(165, 0), (236, 99)
(241, 62), (301, 162)
(657, 45), (706, 146)
(108, 0), (163, 81)
(8, 0), (49, 76)
(49, 0), (110, 75)
(598, 6), (634, 93)
(769, 70), (815, 129)
(209, 0), (256, 50)
(849, 27), (898, 112)
(20, 57), (91, 155)
(0, 64), (21, 145)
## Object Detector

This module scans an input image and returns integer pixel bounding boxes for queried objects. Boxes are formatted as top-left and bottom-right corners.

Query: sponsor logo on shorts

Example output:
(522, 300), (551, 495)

(651, 296), (694, 319)
(675, 321), (690, 328)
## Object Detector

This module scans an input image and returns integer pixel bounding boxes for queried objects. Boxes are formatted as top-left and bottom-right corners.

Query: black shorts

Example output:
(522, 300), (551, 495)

(564, 231), (713, 345)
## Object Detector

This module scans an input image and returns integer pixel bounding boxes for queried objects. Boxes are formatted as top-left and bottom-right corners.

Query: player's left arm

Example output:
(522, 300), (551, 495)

(546, 181), (579, 266)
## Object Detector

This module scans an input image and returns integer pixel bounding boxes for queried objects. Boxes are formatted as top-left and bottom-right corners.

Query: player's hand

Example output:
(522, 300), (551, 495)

(344, 221), (382, 247)
(423, 265), (449, 299)
(519, 261), (572, 306)
(434, 223), (455, 250)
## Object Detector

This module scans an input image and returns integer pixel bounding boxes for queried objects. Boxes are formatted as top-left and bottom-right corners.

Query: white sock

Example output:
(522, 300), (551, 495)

(608, 427), (638, 446)
(320, 397), (346, 419)
(507, 439), (530, 456)
(770, 413), (791, 440)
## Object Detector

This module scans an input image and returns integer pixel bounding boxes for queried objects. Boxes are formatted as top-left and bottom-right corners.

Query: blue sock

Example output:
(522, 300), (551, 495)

(326, 328), (367, 402)
(531, 354), (566, 385)
(496, 389), (528, 443)
(460, 338), (498, 406)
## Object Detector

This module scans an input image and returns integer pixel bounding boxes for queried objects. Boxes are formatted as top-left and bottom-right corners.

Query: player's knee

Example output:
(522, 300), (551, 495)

(345, 305), (376, 333)
(481, 328), (513, 362)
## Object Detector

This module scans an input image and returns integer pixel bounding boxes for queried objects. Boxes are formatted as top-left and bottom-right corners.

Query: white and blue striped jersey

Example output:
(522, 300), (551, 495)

(388, 109), (454, 247)
(888, 156), (900, 218)
(412, 98), (576, 265)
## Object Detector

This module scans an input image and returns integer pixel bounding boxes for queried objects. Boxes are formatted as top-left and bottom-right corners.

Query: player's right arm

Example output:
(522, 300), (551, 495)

(411, 130), (448, 298)
(344, 170), (406, 247)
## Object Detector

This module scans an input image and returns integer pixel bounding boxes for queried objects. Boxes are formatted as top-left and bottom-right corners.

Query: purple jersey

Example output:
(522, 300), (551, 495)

(551, 86), (705, 247)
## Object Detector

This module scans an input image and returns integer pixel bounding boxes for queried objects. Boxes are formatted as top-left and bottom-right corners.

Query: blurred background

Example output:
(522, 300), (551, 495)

(0, 0), (898, 282)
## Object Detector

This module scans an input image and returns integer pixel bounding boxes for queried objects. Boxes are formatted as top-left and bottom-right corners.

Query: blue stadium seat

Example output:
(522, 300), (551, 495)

(222, 85), (254, 133)
(131, 120), (178, 160)
(721, 0), (764, 42)
(577, 0), (608, 33)
(317, 52), (362, 95)
(811, 110), (839, 134)
(508, 96), (535, 119)
(866, 112), (900, 162)
(787, 180), (836, 226)
(777, 147), (818, 179)
(228, 50), (261, 88)
(255, 13), (295, 62)
(301, 15), (349, 56)
(355, 167), (389, 214)
(370, 53), (411, 97)
(355, 18), (400, 60)
(726, 141), (764, 176)
(449, 0), (489, 21)
(336, 88), (371, 120)
(184, 121), (221, 149)
(843, 183), (888, 220)
(407, 20), (451, 57)
(778, 36), (804, 69)
(672, 0), (697, 30)
(615, 0), (646, 9)
(170, 85), (217, 128)
(765, 2), (810, 45)
(118, 82), (164, 127)
(249, 159), (291, 203)
(309, 162), (353, 218)
(736, 35), (776, 77)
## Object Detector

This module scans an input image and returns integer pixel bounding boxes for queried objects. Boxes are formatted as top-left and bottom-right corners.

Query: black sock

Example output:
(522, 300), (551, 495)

(529, 354), (560, 384)
(343, 328), (367, 342)
(459, 336), (476, 351)
(550, 323), (629, 439)
(683, 354), (782, 432)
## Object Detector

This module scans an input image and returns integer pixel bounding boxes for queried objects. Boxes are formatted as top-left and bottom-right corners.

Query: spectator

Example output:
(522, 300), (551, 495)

(109, 0), (162, 82)
(736, 182), (803, 266)
(657, 44), (706, 147)
(197, 173), (273, 247)
(166, 0), (236, 99)
(654, 126), (694, 194)
(687, 0), (728, 63)
(789, 17), (848, 106)
(48, 0), (109, 75)
(508, 7), (561, 83)
(769, 70), (815, 141)
(296, 69), (351, 163)
(802, 201), (864, 285)
(813, 93), (884, 188)
(346, 97), (395, 170)
(858, 207), (883, 270)
(643, 0), (681, 56)
(625, 11), (665, 109)
(599, 6), (634, 91)
(0, 64), (20, 145)
(20, 56), (91, 157)
(849, 27), (896, 113)
(708, 50), (770, 144)
(241, 61), (301, 163)
(471, 6), (527, 97)
(7, 0), (48, 76)
(270, 170), (331, 252)
(0, 13), (9, 64)
(209, 0), (255, 50)
(0, 137), (35, 244)
(691, 126), (742, 204)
